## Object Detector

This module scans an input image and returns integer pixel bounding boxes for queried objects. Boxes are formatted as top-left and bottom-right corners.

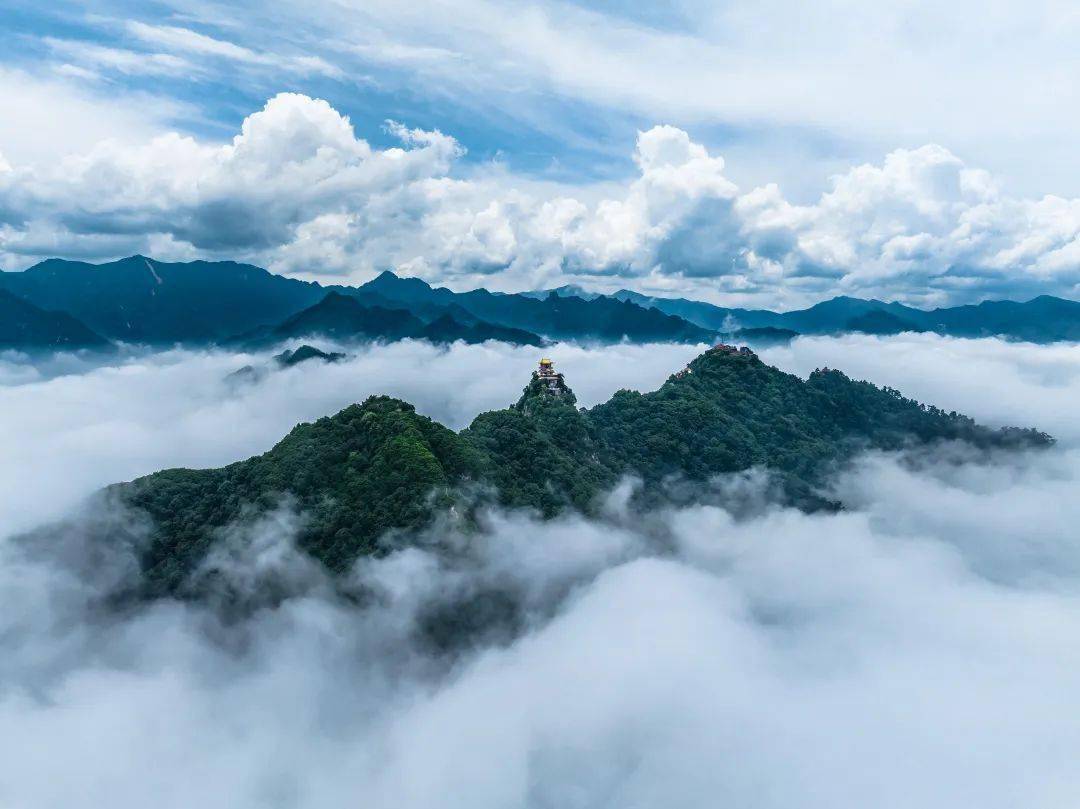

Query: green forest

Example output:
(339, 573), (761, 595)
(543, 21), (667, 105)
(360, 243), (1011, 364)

(116, 346), (1052, 597)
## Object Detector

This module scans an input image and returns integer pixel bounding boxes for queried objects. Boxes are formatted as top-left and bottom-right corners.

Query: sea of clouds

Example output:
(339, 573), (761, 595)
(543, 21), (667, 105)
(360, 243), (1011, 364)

(2, 335), (1080, 808)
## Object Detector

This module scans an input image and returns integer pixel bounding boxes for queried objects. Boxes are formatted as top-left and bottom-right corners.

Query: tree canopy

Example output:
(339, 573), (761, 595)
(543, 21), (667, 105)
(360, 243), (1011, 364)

(113, 347), (1052, 596)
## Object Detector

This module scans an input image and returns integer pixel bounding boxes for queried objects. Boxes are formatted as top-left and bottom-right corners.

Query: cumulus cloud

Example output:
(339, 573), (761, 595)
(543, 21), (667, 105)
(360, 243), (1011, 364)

(3, 93), (1080, 303)
(0, 93), (460, 261)
(3, 335), (1080, 807)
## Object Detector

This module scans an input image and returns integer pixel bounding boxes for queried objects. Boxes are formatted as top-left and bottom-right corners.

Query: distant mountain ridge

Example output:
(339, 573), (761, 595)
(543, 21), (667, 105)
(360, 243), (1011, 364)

(607, 288), (1080, 342)
(343, 270), (714, 343)
(238, 292), (545, 347)
(0, 289), (109, 350)
(3, 256), (1080, 350)
(0, 258), (712, 349)
(0, 256), (324, 343)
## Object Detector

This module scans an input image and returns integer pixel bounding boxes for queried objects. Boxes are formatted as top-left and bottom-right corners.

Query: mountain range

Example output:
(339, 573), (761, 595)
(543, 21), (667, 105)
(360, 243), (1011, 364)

(235, 292), (545, 347)
(50, 347), (1049, 600)
(607, 288), (1080, 342)
(3, 255), (1080, 352)
(0, 289), (109, 350)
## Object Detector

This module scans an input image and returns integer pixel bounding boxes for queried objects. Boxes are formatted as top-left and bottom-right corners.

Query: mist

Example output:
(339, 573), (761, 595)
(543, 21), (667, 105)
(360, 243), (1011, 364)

(2, 335), (1080, 808)
(0, 340), (703, 534)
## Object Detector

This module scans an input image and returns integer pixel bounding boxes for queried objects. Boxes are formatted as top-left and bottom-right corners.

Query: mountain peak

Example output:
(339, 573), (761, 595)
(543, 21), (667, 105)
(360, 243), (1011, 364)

(366, 269), (432, 289)
(107, 348), (1051, 596)
(516, 357), (576, 411)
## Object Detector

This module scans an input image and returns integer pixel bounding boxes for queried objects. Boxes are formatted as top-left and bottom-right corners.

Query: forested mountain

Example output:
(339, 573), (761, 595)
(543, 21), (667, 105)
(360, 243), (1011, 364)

(274, 344), (346, 367)
(106, 348), (1050, 597)
(418, 314), (544, 345)
(225, 344), (346, 386)
(0, 289), (109, 350)
(348, 271), (715, 342)
(5, 255), (1080, 347)
(610, 288), (1080, 341)
(0, 259), (710, 347)
(921, 295), (1080, 342)
(238, 292), (544, 346)
(0, 256), (323, 343)
(257, 292), (427, 343)
(608, 289), (769, 330)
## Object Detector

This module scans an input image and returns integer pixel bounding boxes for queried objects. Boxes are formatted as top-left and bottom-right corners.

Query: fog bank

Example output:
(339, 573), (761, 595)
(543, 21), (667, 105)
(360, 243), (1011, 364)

(2, 335), (1079, 808)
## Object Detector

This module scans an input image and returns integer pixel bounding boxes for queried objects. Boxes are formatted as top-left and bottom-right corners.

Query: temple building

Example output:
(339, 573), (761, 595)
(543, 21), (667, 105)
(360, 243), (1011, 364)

(710, 343), (756, 357)
(536, 357), (565, 393)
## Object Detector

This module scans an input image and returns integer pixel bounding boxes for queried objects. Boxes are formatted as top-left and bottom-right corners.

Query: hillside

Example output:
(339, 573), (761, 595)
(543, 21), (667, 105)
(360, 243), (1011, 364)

(418, 314), (544, 346)
(353, 271), (715, 343)
(0, 256), (323, 343)
(611, 289), (1080, 342)
(265, 292), (425, 343)
(0, 289), (110, 350)
(107, 349), (1051, 597)
(274, 344), (346, 367)
(922, 296), (1080, 341)
(123, 397), (481, 595)
(7, 255), (1080, 348)
(241, 292), (545, 346)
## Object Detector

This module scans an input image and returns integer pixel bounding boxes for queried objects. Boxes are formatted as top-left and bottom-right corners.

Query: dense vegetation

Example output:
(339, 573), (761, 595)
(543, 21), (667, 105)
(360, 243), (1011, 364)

(122, 397), (482, 595)
(112, 347), (1052, 597)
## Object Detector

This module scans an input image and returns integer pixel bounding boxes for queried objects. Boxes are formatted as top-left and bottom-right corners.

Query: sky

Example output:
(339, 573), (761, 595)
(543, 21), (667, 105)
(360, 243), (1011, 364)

(4, 335), (1080, 807)
(2, 0), (1080, 307)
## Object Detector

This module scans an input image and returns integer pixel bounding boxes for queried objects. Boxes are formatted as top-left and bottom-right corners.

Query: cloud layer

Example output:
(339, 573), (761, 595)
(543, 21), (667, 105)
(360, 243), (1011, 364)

(2, 335), (1080, 807)
(23, 0), (1080, 197)
(0, 340), (703, 534)
(3, 93), (1080, 306)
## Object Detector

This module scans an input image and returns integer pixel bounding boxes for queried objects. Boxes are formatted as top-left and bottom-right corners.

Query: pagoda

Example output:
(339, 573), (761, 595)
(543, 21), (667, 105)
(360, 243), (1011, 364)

(535, 357), (566, 393)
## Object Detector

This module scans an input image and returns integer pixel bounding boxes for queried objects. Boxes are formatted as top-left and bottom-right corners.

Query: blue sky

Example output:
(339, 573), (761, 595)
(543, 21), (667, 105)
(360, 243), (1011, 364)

(12, 0), (1071, 195)
(2, 0), (1080, 307)
(2, 1), (651, 181)
(4, 0), (837, 192)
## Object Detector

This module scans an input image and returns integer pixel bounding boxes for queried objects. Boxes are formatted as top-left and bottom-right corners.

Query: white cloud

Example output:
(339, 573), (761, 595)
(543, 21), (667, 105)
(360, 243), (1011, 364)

(0, 67), (183, 171)
(0, 93), (460, 264)
(758, 332), (1080, 441)
(44, 37), (195, 79)
(2, 93), (1080, 304)
(15, 0), (1080, 203)
(2, 335), (1080, 807)
(0, 339), (703, 533)
(126, 21), (343, 78)
(157, 0), (1080, 197)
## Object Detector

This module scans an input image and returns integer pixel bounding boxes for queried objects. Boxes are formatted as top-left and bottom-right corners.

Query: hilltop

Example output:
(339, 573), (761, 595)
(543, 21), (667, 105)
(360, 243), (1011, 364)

(95, 348), (1051, 598)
